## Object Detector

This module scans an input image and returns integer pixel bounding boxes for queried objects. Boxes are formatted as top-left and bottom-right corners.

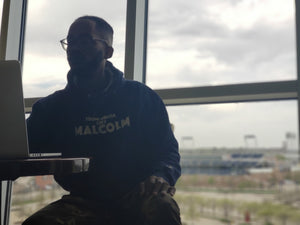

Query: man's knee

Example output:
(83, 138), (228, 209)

(22, 217), (37, 225)
(22, 195), (110, 225)
(22, 213), (58, 225)
(21, 197), (90, 225)
(141, 193), (181, 225)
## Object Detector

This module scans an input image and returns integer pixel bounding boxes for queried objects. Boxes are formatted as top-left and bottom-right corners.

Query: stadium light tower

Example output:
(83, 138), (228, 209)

(285, 132), (296, 150)
(181, 136), (195, 149)
(244, 134), (258, 149)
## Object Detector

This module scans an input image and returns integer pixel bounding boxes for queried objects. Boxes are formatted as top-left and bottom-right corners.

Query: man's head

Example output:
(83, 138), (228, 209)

(65, 16), (114, 76)
(75, 15), (114, 47)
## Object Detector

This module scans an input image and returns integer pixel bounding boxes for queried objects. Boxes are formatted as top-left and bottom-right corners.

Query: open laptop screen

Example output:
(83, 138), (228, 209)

(0, 60), (29, 159)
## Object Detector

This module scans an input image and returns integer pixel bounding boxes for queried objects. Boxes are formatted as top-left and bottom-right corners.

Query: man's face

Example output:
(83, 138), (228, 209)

(66, 19), (108, 75)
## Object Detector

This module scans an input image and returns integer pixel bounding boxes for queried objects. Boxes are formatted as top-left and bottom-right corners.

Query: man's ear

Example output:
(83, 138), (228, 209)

(105, 46), (114, 59)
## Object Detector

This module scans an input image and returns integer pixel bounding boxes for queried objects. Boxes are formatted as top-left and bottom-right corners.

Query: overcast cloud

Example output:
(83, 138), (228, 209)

(146, 0), (296, 87)
(148, 0), (297, 148)
(22, 0), (127, 97)
(3, 0), (297, 148)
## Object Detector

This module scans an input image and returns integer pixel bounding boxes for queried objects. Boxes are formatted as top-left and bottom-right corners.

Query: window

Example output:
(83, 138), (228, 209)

(0, 1), (3, 52)
(167, 101), (298, 149)
(22, 0), (126, 98)
(10, 2), (126, 225)
(10, 175), (68, 224)
(147, 0), (296, 88)
(147, 1), (299, 224)
(0, 2), (2, 26)
(168, 101), (300, 224)
(4, 1), (300, 224)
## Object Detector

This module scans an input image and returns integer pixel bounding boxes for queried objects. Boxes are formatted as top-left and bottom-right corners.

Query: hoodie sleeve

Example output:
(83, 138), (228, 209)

(141, 86), (181, 186)
(26, 100), (55, 153)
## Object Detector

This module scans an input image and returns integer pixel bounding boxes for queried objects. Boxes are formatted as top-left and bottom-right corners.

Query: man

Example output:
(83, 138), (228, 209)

(23, 16), (181, 225)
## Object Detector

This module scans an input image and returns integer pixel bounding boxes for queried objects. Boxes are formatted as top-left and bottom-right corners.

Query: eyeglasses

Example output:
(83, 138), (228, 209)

(60, 36), (109, 51)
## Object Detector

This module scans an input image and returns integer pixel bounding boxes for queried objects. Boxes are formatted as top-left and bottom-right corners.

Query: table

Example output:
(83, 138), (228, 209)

(0, 157), (89, 225)
(0, 158), (89, 181)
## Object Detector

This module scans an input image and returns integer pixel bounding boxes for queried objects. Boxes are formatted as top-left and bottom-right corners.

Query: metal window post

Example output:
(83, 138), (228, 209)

(295, 0), (300, 162)
(124, 0), (148, 83)
(0, 1), (27, 224)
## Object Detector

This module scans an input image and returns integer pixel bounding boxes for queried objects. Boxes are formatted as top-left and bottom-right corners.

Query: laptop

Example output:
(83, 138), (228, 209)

(0, 60), (61, 159)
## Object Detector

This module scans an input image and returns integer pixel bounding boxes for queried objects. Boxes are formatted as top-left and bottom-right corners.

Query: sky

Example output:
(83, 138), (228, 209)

(146, 0), (296, 88)
(145, 0), (298, 149)
(1, 0), (298, 149)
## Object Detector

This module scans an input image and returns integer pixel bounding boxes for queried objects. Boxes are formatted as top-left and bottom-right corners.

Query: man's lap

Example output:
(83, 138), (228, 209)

(22, 191), (181, 225)
(22, 195), (104, 225)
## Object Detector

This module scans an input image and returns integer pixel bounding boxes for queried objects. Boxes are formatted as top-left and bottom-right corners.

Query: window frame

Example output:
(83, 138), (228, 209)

(0, 1), (300, 225)
(0, 1), (27, 225)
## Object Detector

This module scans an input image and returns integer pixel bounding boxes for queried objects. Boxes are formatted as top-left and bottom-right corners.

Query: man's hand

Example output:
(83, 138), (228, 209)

(139, 175), (176, 196)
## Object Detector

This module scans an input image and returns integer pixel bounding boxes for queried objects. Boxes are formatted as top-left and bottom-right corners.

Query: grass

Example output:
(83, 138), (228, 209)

(177, 186), (276, 194)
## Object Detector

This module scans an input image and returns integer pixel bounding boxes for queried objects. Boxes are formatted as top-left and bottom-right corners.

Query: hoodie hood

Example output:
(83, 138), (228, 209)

(65, 61), (124, 97)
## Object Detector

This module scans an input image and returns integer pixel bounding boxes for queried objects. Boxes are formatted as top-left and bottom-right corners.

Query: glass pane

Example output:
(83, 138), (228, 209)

(168, 101), (298, 149)
(22, 0), (126, 97)
(147, 0), (296, 88)
(167, 101), (300, 224)
(10, 176), (68, 225)
(11, 1), (126, 224)
(0, 1), (2, 27)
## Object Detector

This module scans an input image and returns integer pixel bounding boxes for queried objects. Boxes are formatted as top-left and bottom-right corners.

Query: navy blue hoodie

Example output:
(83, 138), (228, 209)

(27, 61), (181, 201)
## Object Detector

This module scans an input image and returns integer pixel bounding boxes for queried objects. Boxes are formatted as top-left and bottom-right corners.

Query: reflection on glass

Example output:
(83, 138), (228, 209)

(22, 0), (126, 98)
(147, 0), (296, 88)
(167, 101), (300, 224)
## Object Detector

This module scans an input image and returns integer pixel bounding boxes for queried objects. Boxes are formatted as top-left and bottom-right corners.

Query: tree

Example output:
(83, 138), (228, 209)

(273, 205), (294, 225)
(208, 198), (217, 217)
(257, 201), (275, 225)
(217, 198), (234, 220)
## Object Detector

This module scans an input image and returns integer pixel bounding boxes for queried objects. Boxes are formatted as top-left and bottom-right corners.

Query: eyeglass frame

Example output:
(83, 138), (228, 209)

(60, 36), (109, 51)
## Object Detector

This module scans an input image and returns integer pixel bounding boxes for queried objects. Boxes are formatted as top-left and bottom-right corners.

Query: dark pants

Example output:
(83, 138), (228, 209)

(22, 191), (181, 225)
